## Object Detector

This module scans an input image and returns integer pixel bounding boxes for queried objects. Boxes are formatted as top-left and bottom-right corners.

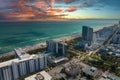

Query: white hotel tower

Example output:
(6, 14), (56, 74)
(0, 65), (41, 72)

(46, 40), (67, 56)
(0, 48), (47, 80)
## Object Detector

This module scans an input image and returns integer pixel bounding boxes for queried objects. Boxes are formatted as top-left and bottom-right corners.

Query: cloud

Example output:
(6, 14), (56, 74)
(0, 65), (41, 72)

(0, 0), (119, 20)
(63, 0), (74, 3)
(0, 0), (78, 20)
(65, 6), (77, 12)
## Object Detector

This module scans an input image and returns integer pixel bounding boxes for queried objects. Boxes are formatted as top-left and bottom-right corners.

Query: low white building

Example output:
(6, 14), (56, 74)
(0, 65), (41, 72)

(25, 71), (52, 80)
(99, 73), (120, 80)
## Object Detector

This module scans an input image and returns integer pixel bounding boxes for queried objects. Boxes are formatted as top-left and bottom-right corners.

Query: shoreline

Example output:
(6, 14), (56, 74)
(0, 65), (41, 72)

(0, 24), (115, 58)
(0, 33), (81, 58)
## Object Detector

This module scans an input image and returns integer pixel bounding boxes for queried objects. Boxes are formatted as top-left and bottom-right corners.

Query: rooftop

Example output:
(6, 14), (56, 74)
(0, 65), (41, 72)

(25, 71), (52, 80)
(48, 56), (68, 64)
(0, 49), (46, 68)
(64, 59), (102, 78)
(14, 48), (30, 59)
(82, 66), (102, 77)
(99, 73), (120, 80)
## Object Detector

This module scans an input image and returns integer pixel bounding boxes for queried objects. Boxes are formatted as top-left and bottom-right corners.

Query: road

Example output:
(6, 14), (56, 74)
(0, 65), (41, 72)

(88, 27), (118, 56)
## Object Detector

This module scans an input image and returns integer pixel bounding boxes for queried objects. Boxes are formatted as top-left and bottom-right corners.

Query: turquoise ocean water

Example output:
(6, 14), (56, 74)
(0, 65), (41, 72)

(0, 20), (118, 54)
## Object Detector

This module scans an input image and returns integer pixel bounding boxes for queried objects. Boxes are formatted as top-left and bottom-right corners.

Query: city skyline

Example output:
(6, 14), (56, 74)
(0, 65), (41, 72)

(0, 0), (120, 21)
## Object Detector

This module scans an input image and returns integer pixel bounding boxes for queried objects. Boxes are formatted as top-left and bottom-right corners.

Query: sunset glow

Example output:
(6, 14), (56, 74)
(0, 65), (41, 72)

(0, 0), (120, 21)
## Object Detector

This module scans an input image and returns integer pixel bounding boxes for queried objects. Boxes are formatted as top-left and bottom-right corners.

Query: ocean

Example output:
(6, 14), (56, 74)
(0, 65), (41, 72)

(0, 19), (118, 54)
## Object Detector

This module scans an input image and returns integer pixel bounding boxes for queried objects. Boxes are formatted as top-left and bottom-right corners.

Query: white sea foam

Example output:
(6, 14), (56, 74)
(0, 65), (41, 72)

(20, 37), (49, 44)
(30, 37), (49, 42)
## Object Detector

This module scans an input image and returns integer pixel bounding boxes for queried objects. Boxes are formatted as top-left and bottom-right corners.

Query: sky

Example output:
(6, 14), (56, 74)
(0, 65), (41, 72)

(0, 0), (120, 21)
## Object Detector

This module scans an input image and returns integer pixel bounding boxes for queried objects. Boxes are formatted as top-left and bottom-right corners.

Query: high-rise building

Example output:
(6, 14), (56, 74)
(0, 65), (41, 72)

(93, 33), (97, 43)
(82, 26), (93, 45)
(118, 21), (120, 27)
(46, 40), (57, 53)
(57, 42), (67, 56)
(0, 49), (47, 80)
(112, 31), (120, 44)
(46, 40), (67, 56)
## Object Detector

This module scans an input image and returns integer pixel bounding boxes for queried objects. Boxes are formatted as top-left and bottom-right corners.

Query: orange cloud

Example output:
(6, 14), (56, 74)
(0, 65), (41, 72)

(65, 6), (77, 12)
(63, 0), (73, 3)
(0, 0), (77, 20)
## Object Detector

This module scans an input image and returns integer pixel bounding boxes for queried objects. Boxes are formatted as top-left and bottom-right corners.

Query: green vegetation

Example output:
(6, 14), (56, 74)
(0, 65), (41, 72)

(66, 36), (86, 59)
(67, 50), (79, 58)
(65, 37), (82, 46)
(0, 47), (46, 62)
(54, 77), (65, 80)
(91, 53), (101, 61)
(86, 53), (120, 77)
(116, 68), (120, 77)
(27, 47), (46, 54)
(74, 46), (87, 52)
(0, 54), (15, 62)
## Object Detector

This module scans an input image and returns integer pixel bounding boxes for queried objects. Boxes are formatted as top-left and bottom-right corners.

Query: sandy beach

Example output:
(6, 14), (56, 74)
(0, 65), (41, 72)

(0, 33), (81, 58)
(0, 24), (115, 58)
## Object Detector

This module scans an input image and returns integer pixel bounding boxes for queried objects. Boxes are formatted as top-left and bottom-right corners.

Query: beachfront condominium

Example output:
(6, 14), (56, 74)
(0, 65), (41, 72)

(119, 21), (120, 27)
(82, 26), (93, 45)
(112, 26), (120, 44)
(46, 40), (67, 56)
(93, 33), (97, 43)
(0, 48), (47, 80)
